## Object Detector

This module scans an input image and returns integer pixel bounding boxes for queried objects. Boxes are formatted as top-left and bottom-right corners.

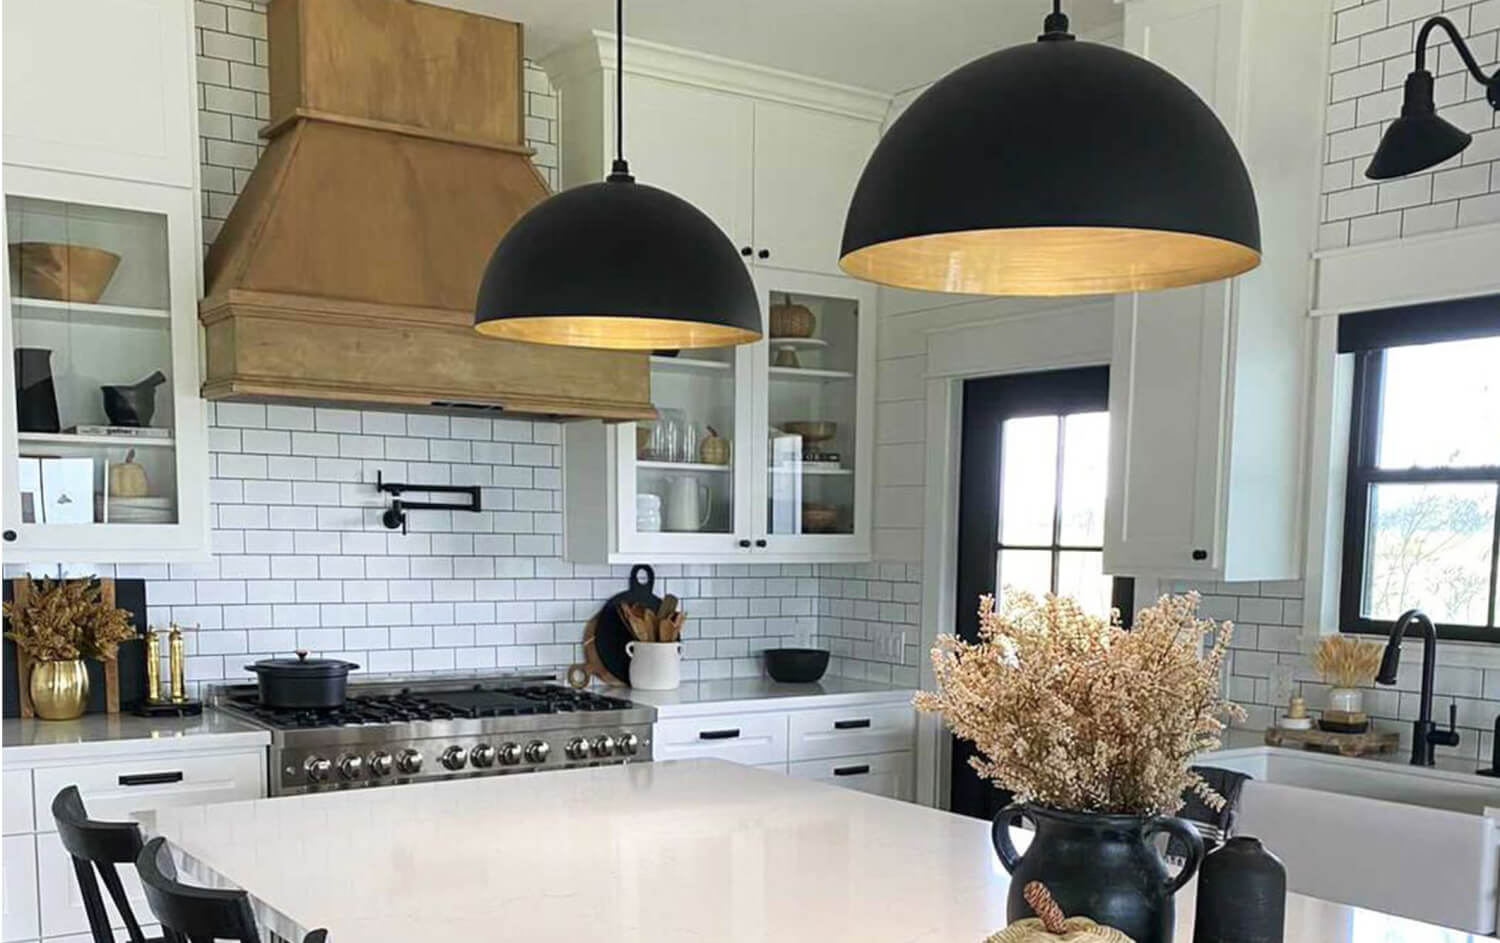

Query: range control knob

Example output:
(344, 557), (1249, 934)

(524, 740), (551, 763)
(591, 735), (617, 758)
(337, 754), (364, 780)
(396, 749), (423, 775)
(470, 743), (497, 768)
(367, 752), (394, 777)
(303, 756), (332, 782)
(565, 737), (590, 760)
(617, 732), (641, 756)
(440, 746), (468, 771)
(498, 742), (523, 765)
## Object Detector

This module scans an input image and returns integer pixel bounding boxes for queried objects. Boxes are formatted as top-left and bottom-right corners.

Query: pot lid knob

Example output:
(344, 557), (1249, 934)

(295, 649), (309, 662)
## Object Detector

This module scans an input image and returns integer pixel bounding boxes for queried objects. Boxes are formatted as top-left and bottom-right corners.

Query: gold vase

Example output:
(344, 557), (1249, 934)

(29, 659), (89, 720)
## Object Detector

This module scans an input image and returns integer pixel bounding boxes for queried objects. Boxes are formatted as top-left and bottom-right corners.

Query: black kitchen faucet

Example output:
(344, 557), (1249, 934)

(1376, 609), (1461, 767)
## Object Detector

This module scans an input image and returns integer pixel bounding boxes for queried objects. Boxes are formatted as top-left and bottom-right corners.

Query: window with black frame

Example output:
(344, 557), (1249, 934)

(1339, 298), (1500, 642)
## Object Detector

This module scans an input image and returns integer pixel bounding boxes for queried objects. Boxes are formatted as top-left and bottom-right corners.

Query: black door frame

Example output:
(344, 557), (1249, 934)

(949, 365), (1131, 819)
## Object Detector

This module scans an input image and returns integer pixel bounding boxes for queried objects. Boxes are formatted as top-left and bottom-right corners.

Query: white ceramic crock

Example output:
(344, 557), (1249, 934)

(626, 640), (682, 690)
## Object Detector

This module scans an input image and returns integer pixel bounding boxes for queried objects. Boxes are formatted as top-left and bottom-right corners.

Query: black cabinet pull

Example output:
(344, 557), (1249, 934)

(2, 530), (14, 542)
(754, 539), (767, 548)
(738, 539), (752, 548)
(833, 764), (870, 777)
(698, 728), (740, 740)
(757, 248), (770, 259)
(118, 771), (184, 787)
(740, 246), (752, 257)
(1191, 549), (1208, 561)
(833, 718), (871, 730)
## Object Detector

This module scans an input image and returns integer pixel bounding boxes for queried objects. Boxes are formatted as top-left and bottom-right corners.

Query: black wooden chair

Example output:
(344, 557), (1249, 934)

(50, 785), (160, 943)
(136, 836), (327, 943)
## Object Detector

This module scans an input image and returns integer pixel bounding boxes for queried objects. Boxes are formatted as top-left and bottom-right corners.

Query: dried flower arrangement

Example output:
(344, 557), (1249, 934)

(916, 591), (1243, 816)
(1311, 635), (1384, 689)
(3, 578), (136, 662)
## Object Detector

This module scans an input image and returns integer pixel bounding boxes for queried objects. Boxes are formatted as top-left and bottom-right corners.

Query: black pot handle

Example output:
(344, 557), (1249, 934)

(1143, 815), (1204, 894)
(991, 803), (1030, 874)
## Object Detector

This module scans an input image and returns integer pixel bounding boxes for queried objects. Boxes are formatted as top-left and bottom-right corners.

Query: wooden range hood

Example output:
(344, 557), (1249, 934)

(199, 0), (653, 420)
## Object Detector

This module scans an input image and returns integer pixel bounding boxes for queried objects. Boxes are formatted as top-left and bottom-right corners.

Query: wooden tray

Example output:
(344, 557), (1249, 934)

(1264, 725), (1398, 757)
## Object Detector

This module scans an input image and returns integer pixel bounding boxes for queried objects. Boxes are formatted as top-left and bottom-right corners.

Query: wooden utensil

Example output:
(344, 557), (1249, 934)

(658, 594), (678, 624)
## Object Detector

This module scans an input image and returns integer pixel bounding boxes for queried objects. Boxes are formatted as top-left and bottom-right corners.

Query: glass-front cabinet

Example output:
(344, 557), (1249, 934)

(563, 268), (875, 564)
(2, 166), (209, 561)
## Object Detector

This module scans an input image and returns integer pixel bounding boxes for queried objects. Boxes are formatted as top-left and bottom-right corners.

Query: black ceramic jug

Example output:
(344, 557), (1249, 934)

(14, 347), (60, 432)
(1193, 836), (1285, 943)
(993, 804), (1204, 943)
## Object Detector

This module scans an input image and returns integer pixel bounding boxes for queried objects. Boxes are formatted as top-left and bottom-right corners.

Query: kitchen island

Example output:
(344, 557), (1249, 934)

(141, 759), (1491, 942)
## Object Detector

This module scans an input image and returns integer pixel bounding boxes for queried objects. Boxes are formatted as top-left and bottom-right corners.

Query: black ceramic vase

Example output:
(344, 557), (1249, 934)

(101, 370), (167, 427)
(1193, 836), (1285, 943)
(14, 347), (60, 432)
(993, 804), (1204, 943)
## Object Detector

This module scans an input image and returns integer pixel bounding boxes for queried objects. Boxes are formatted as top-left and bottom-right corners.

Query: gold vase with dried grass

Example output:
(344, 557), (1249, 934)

(3, 579), (136, 720)
(1313, 635), (1384, 717)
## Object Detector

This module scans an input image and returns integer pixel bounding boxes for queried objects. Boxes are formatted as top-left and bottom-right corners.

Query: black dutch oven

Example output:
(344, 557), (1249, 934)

(244, 650), (359, 710)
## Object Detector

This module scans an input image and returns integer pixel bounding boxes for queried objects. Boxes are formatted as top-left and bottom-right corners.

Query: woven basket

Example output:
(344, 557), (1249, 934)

(769, 302), (815, 338)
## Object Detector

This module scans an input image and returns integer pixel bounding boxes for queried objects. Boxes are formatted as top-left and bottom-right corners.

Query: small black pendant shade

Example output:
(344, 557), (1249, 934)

(840, 10), (1262, 297)
(473, 0), (761, 350)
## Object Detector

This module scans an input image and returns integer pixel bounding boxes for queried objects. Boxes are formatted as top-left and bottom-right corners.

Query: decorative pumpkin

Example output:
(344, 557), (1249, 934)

(769, 297), (815, 338)
(108, 449), (149, 498)
(986, 883), (1135, 943)
(698, 426), (730, 465)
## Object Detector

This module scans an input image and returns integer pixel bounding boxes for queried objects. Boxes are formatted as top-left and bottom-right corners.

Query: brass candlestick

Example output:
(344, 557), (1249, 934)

(144, 628), (162, 702)
(168, 623), (186, 703)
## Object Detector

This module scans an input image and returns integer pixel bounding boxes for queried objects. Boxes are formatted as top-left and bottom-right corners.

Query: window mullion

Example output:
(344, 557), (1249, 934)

(1489, 486), (1500, 629)
(1049, 415), (1066, 594)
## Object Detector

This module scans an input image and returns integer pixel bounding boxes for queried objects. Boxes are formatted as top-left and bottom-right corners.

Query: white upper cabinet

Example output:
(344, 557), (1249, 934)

(1103, 0), (1330, 580)
(2, 0), (197, 188)
(545, 34), (885, 277)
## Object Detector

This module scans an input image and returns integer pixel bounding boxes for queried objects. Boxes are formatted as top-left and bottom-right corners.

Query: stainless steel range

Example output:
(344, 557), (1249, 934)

(210, 673), (655, 796)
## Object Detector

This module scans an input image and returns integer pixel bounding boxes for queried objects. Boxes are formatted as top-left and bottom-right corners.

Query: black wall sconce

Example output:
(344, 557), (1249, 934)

(1366, 15), (1500, 180)
(376, 471), (481, 534)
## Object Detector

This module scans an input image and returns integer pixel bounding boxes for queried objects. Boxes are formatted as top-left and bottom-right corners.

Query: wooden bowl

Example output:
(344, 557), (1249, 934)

(769, 302), (815, 339)
(801, 504), (840, 533)
(9, 242), (121, 303)
(782, 421), (836, 444)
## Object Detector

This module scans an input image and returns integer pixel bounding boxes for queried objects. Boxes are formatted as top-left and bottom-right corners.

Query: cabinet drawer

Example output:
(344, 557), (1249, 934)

(788, 751), (913, 801)
(36, 834), (158, 939)
(4, 769), (34, 835)
(3, 834), (38, 942)
(788, 704), (915, 761)
(31, 751), (263, 834)
(653, 713), (789, 766)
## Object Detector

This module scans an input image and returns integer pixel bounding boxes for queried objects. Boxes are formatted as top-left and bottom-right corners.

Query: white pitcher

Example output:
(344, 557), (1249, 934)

(664, 476), (711, 532)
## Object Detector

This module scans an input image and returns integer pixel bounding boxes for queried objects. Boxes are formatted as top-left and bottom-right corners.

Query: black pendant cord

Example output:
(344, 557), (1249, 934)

(609, 0), (633, 181)
(1413, 16), (1500, 92)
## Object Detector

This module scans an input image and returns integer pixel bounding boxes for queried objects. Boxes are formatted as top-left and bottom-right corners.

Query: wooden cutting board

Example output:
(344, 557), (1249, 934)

(1264, 725), (1399, 757)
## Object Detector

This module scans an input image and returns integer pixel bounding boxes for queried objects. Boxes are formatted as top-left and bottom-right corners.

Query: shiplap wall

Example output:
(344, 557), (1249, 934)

(1320, 0), (1500, 248)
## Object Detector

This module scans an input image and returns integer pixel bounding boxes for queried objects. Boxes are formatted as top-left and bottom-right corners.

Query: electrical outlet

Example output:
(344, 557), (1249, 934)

(869, 625), (907, 661)
(1270, 664), (1295, 707)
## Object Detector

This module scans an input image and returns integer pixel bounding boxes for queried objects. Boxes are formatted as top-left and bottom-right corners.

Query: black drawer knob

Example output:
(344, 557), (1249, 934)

(740, 246), (752, 257)
(1191, 549), (1208, 561)
(754, 539), (767, 548)
(738, 539), (752, 548)
(2, 530), (15, 542)
(757, 248), (770, 259)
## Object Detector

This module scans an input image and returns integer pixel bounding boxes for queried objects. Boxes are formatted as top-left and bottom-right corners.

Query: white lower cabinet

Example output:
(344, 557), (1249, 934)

(788, 752), (914, 802)
(3, 743), (265, 943)
(651, 694), (915, 802)
(3, 834), (39, 942)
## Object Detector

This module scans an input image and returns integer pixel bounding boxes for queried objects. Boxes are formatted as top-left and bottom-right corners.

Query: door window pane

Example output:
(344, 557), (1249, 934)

(996, 549), (1051, 600)
(1362, 482), (1497, 624)
(1057, 551), (1111, 617)
(1059, 411), (1108, 545)
(1377, 337), (1500, 469)
(639, 350), (737, 534)
(999, 416), (1057, 544)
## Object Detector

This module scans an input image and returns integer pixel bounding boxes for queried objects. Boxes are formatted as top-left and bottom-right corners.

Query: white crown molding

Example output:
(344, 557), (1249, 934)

(1311, 221), (1500, 316)
(541, 31), (892, 123)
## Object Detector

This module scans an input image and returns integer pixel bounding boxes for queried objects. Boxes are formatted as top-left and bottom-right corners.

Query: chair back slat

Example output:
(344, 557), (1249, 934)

(50, 786), (151, 943)
(137, 837), (260, 943)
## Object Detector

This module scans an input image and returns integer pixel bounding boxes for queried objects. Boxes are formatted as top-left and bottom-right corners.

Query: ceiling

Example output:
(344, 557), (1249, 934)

(435, 0), (1123, 95)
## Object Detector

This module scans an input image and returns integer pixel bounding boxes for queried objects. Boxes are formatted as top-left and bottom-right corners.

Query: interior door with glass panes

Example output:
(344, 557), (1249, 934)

(616, 340), (756, 556)
(752, 270), (874, 556)
(2, 170), (207, 559)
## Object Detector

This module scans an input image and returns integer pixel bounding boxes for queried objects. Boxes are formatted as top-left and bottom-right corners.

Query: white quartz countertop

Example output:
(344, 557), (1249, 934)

(606, 676), (915, 717)
(143, 759), (1490, 942)
(1, 709), (270, 765)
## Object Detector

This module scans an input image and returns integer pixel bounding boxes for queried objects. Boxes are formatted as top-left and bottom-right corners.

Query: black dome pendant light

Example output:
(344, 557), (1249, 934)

(1365, 16), (1499, 180)
(840, 1), (1262, 297)
(474, 0), (761, 349)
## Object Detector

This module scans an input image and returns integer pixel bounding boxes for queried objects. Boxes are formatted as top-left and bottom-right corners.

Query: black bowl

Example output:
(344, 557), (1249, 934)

(764, 648), (830, 683)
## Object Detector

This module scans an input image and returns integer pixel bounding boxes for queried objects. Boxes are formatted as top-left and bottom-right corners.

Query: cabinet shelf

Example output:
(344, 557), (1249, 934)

(18, 432), (175, 449)
(637, 460), (731, 473)
(770, 465), (853, 476)
(769, 366), (855, 381)
(12, 297), (171, 324)
(768, 337), (829, 349)
(650, 355), (732, 374)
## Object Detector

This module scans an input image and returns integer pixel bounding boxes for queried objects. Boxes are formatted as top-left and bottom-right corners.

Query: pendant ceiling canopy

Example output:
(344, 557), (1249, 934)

(839, 5), (1262, 297)
(474, 0), (761, 350)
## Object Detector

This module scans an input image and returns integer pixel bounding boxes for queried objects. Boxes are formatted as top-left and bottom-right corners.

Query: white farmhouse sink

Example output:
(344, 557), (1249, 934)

(1203, 743), (1500, 935)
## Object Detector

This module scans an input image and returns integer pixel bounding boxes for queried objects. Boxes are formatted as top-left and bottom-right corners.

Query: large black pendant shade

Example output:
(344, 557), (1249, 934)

(473, 0), (761, 350)
(474, 167), (761, 349)
(840, 12), (1261, 296)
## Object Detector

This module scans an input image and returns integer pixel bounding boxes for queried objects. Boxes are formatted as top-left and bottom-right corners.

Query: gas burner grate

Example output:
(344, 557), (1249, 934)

(224, 683), (638, 730)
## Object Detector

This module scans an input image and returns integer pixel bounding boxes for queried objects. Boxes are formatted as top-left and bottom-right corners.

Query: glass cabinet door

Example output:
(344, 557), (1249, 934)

(629, 348), (746, 541)
(761, 277), (872, 545)
(5, 194), (181, 531)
